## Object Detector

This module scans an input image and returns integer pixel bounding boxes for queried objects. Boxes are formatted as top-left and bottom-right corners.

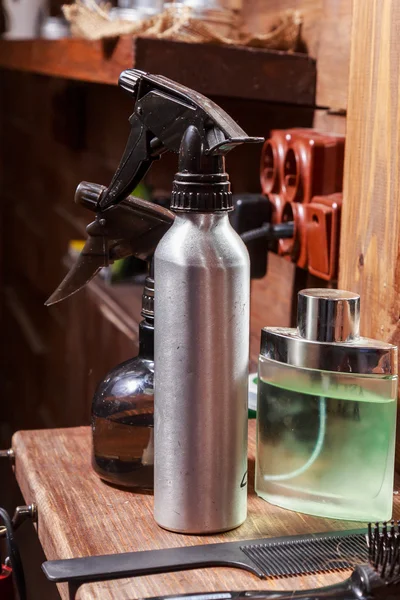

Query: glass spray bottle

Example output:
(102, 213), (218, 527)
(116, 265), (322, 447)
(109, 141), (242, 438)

(91, 274), (155, 489)
(256, 289), (398, 521)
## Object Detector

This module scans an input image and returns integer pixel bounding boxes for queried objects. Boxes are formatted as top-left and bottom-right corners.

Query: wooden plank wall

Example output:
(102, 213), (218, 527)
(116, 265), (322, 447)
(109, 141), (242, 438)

(338, 0), (400, 470)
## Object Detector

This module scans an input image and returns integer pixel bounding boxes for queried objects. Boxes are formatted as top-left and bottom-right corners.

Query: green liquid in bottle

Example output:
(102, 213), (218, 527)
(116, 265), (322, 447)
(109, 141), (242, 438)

(256, 359), (397, 521)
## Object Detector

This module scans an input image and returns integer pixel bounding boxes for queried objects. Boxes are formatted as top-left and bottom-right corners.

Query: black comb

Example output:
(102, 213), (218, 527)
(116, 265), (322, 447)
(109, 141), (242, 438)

(145, 522), (400, 600)
(240, 532), (367, 577)
(42, 528), (368, 585)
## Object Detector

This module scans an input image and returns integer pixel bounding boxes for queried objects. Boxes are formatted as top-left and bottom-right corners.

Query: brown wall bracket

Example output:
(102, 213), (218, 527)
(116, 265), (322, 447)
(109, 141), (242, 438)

(260, 128), (345, 281)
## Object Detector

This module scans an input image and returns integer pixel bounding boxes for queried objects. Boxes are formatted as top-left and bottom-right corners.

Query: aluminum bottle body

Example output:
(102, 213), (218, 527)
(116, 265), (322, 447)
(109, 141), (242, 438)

(154, 212), (250, 534)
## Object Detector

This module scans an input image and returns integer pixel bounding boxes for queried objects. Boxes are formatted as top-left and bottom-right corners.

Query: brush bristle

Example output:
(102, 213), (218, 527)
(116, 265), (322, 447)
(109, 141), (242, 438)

(367, 521), (400, 584)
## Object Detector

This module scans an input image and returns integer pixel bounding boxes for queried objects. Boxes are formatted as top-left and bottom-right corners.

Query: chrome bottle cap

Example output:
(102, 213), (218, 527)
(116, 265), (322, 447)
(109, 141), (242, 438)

(260, 288), (397, 375)
(297, 289), (360, 342)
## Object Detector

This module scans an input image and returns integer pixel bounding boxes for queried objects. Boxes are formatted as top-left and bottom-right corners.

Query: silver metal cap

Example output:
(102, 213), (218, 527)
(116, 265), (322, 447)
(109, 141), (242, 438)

(297, 289), (360, 342)
(260, 288), (397, 375)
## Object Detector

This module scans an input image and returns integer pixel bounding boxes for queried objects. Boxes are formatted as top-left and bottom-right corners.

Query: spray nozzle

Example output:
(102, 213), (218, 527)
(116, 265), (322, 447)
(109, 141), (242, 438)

(45, 182), (174, 306)
(47, 70), (263, 304)
(98, 69), (263, 211)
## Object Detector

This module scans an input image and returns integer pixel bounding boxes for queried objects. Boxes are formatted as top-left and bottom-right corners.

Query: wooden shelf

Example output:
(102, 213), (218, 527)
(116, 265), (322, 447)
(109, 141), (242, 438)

(14, 421), (398, 600)
(0, 36), (316, 105)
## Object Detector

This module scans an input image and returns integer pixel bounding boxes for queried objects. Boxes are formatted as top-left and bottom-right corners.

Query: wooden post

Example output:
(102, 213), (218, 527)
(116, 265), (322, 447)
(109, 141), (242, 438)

(339, 0), (400, 468)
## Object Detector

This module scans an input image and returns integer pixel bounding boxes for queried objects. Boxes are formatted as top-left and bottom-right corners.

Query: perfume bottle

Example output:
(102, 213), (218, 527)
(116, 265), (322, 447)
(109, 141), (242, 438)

(91, 275), (154, 489)
(256, 289), (398, 521)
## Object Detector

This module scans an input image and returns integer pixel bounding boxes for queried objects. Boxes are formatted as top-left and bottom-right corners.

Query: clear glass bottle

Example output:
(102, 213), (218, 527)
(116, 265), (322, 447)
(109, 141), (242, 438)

(256, 289), (398, 521)
(91, 275), (154, 490)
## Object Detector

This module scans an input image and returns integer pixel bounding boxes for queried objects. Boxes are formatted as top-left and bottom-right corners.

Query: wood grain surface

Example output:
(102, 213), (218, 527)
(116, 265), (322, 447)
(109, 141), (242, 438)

(42, 0), (352, 110)
(0, 37), (134, 85)
(250, 254), (295, 370)
(313, 110), (347, 135)
(0, 37), (316, 105)
(243, 0), (353, 111)
(315, 0), (352, 110)
(0, 3), (351, 111)
(338, 0), (400, 468)
(13, 423), (400, 600)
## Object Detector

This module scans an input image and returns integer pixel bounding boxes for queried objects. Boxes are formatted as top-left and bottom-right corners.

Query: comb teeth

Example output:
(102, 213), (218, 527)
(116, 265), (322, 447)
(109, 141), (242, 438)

(240, 534), (368, 578)
(367, 521), (400, 584)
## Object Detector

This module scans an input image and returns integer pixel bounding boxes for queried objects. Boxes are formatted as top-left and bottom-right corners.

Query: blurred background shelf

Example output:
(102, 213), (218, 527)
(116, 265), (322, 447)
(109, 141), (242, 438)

(0, 36), (317, 105)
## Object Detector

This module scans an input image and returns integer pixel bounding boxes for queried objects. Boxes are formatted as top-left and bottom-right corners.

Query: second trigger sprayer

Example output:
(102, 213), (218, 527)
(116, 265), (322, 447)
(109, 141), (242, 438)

(46, 69), (263, 534)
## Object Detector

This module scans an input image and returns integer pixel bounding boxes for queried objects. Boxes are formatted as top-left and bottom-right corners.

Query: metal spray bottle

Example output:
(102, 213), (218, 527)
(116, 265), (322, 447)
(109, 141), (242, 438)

(154, 126), (250, 533)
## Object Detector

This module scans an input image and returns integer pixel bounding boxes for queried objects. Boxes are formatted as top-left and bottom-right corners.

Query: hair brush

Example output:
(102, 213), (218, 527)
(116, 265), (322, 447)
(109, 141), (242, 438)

(147, 522), (400, 600)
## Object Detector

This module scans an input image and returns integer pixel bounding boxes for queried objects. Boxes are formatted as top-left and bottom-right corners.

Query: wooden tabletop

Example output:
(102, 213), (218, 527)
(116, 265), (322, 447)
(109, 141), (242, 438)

(13, 422), (400, 600)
